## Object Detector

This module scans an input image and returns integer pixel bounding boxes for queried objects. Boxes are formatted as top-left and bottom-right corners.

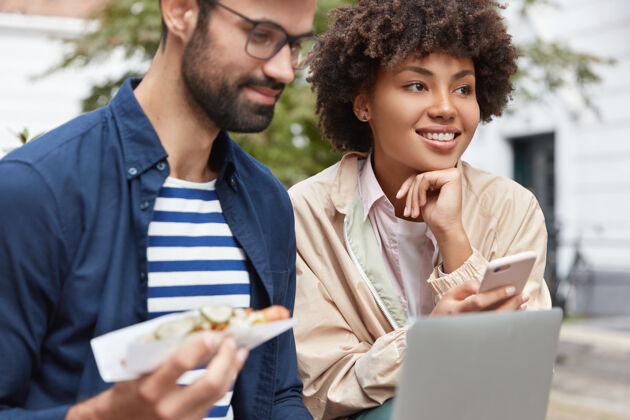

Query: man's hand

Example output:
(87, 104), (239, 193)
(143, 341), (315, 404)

(66, 333), (248, 420)
(396, 168), (472, 273)
(431, 280), (530, 316)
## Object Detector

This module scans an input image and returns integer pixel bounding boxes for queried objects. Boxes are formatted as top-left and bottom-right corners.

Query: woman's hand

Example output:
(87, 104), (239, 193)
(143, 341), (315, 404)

(396, 168), (461, 229)
(396, 168), (472, 272)
(431, 280), (529, 316)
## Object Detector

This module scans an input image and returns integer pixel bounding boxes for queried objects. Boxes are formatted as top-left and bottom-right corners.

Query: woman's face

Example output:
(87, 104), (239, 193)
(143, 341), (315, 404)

(359, 52), (480, 179)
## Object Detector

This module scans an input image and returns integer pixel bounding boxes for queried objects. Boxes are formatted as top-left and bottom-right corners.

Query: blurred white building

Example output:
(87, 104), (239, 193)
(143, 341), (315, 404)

(464, 0), (630, 316)
(0, 0), (137, 156)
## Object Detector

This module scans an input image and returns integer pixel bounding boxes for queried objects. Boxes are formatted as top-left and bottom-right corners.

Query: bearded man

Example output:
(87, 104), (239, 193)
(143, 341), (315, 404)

(0, 0), (319, 419)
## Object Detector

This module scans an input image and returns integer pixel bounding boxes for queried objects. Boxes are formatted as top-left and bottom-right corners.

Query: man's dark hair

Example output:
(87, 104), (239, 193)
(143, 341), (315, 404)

(159, 0), (214, 47)
(309, 0), (519, 152)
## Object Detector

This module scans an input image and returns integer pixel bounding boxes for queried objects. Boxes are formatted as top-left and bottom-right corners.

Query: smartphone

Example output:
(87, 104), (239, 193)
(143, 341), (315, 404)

(478, 251), (537, 294)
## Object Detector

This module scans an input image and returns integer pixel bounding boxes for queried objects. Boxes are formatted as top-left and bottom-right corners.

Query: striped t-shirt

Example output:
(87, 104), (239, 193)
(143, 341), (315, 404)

(147, 177), (251, 420)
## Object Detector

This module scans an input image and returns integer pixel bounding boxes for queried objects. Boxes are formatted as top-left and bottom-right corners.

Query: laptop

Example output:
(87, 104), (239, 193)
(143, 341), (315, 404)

(391, 308), (562, 420)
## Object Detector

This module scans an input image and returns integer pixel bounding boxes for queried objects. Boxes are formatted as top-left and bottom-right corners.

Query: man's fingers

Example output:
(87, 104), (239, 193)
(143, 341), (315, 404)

(134, 335), (248, 420)
(202, 336), (247, 389)
(140, 332), (217, 401)
(177, 337), (248, 411)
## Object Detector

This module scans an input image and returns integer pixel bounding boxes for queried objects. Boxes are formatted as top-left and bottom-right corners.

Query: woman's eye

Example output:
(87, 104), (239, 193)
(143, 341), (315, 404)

(455, 85), (473, 95)
(407, 83), (426, 92)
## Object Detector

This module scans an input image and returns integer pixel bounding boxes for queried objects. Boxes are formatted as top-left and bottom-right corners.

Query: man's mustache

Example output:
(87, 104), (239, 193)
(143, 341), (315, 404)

(240, 76), (285, 92)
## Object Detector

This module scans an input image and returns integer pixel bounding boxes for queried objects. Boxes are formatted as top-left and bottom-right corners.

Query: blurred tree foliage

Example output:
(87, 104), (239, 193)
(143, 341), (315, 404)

(45, 0), (610, 186)
(10, 128), (45, 145)
(515, 39), (614, 114)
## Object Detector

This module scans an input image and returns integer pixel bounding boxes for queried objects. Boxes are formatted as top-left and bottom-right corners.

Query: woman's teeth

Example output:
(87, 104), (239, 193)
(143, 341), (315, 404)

(424, 132), (455, 141)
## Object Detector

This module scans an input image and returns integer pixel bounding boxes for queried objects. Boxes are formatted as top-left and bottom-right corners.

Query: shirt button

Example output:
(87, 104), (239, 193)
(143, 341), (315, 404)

(128, 167), (138, 176)
(139, 271), (146, 282)
(140, 201), (150, 210)
(156, 162), (167, 171)
(230, 176), (237, 189)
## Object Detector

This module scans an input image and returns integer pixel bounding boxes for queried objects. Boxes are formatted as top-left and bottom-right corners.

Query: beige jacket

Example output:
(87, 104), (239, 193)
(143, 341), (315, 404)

(288, 153), (552, 420)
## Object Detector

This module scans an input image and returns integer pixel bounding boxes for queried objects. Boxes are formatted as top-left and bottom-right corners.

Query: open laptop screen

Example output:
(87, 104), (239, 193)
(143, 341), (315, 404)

(391, 308), (562, 420)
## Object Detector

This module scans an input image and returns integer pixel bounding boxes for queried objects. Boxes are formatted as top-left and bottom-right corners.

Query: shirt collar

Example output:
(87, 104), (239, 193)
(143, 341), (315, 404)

(331, 152), (366, 214)
(111, 78), (237, 182)
(208, 129), (237, 184)
(358, 153), (390, 221)
(110, 78), (168, 179)
(358, 153), (438, 246)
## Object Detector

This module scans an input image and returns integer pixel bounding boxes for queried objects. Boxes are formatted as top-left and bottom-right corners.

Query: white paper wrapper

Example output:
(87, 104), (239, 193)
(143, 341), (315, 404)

(91, 310), (294, 383)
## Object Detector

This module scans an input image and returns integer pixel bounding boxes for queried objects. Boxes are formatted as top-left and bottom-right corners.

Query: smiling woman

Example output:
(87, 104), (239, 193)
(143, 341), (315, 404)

(288, 0), (552, 419)
(361, 53), (480, 179)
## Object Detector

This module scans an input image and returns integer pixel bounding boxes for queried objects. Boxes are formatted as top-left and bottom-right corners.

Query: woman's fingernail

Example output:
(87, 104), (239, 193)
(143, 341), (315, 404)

(522, 293), (530, 302)
(520, 302), (528, 311)
(505, 286), (516, 296)
(404, 206), (409, 216)
(396, 189), (402, 198)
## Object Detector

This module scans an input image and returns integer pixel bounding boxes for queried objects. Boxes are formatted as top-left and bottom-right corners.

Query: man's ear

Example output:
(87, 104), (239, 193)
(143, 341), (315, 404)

(160, 0), (199, 43)
(352, 92), (371, 122)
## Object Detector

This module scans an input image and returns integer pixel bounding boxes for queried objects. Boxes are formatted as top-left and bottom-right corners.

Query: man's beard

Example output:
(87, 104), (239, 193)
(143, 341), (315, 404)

(181, 26), (285, 133)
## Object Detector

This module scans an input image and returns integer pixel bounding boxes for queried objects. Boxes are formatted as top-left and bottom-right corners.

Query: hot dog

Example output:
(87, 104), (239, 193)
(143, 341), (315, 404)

(152, 304), (290, 340)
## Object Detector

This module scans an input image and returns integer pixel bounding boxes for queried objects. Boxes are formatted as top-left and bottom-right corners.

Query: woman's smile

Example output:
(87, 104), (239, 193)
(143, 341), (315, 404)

(416, 126), (461, 151)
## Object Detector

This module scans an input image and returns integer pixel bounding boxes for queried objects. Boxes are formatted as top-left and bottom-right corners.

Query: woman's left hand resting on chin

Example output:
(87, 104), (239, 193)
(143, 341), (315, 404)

(396, 168), (472, 273)
(397, 169), (530, 315)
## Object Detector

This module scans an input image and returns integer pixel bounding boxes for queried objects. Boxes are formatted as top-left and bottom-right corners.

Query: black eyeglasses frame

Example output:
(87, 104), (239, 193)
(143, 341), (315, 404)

(207, 0), (322, 70)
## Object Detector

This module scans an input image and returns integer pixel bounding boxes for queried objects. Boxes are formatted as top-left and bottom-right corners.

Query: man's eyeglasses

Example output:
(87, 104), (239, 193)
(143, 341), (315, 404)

(208, 0), (322, 70)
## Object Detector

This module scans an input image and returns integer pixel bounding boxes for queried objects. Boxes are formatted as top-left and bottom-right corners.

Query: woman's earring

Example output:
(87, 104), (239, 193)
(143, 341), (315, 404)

(362, 114), (368, 121)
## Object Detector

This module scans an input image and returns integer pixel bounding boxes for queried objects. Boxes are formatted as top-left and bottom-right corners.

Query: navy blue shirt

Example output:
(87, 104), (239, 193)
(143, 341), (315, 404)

(0, 79), (311, 419)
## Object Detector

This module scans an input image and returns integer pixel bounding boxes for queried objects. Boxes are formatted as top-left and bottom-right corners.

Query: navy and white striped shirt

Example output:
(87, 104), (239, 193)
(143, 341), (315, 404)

(147, 177), (250, 420)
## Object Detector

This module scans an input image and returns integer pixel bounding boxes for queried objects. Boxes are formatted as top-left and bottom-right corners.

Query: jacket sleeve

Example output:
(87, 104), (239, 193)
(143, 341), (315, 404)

(294, 252), (407, 420)
(426, 191), (551, 310)
(426, 247), (488, 299)
(0, 162), (70, 419)
(493, 192), (552, 310)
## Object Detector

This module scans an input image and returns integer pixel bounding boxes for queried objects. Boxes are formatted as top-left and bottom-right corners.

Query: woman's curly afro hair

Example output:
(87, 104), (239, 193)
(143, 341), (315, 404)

(309, 0), (519, 152)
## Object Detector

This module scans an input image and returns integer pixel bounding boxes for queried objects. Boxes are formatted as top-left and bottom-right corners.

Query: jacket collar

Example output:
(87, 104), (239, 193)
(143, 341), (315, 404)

(110, 78), (168, 179)
(331, 152), (368, 214)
